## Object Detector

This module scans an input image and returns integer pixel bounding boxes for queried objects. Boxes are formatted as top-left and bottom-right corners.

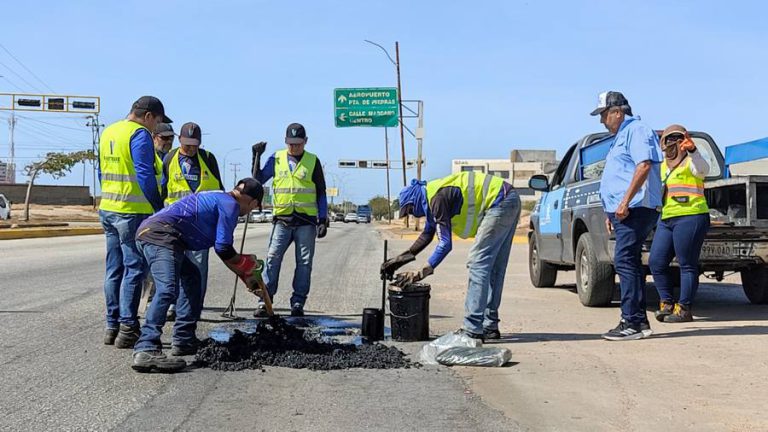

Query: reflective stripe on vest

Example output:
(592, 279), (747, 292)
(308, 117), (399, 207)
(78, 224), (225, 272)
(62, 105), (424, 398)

(164, 149), (220, 206)
(272, 150), (318, 216)
(661, 158), (709, 220)
(425, 172), (504, 239)
(98, 120), (161, 215)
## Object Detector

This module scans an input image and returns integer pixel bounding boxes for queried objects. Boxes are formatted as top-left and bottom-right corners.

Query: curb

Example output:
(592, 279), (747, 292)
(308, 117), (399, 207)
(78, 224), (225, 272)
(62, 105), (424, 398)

(0, 227), (104, 240)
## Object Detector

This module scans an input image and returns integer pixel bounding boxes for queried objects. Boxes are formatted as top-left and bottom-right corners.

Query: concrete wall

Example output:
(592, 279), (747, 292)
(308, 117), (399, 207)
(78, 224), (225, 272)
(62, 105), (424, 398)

(0, 184), (92, 205)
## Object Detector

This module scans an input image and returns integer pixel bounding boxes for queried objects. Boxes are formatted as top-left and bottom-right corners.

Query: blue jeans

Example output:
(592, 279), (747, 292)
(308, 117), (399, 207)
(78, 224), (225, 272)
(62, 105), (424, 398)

(99, 210), (148, 329)
(463, 192), (521, 334)
(607, 207), (659, 325)
(182, 249), (209, 315)
(649, 213), (709, 306)
(264, 222), (316, 307)
(134, 241), (201, 352)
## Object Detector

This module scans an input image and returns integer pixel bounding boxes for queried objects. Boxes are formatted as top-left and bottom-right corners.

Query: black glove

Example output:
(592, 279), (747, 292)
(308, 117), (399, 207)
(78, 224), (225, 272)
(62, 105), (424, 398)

(380, 252), (416, 280)
(252, 142), (267, 156)
(393, 264), (434, 287)
(317, 219), (328, 238)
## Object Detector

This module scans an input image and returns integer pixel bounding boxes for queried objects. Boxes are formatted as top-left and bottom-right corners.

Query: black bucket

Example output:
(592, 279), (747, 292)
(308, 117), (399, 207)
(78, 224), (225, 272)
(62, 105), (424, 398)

(361, 308), (384, 341)
(388, 283), (431, 342)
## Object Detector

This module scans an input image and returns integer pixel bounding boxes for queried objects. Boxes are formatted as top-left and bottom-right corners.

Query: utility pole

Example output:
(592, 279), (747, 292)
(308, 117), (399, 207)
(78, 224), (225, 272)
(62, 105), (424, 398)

(7, 113), (16, 183)
(384, 127), (392, 223)
(395, 41), (406, 188)
(86, 114), (104, 208)
(230, 163), (241, 187)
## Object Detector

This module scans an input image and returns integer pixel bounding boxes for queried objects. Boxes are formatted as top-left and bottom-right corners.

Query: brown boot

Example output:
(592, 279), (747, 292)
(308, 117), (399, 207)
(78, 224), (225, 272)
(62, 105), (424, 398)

(654, 301), (675, 322)
(664, 303), (693, 323)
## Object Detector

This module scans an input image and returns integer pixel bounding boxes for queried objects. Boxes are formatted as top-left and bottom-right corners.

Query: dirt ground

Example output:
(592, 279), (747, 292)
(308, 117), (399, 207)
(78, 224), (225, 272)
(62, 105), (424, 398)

(8, 204), (99, 223)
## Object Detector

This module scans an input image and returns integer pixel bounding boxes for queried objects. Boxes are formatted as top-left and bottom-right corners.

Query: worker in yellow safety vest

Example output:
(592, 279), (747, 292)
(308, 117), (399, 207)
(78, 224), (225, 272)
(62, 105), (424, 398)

(99, 96), (171, 349)
(251, 123), (328, 318)
(649, 124), (710, 323)
(160, 122), (224, 319)
(382, 172), (521, 342)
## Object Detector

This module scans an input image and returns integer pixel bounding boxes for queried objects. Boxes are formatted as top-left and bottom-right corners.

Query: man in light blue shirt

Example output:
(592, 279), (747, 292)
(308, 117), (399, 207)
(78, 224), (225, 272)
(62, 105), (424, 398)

(593, 91), (662, 341)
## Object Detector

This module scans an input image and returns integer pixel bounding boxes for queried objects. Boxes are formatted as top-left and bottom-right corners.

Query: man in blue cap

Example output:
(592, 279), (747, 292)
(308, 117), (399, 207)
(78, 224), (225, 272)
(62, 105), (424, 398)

(381, 173), (521, 342)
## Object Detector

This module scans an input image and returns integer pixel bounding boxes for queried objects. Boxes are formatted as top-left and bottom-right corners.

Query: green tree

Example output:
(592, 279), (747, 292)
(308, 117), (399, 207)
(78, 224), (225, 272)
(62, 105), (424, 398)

(22, 150), (95, 221)
(369, 196), (391, 221)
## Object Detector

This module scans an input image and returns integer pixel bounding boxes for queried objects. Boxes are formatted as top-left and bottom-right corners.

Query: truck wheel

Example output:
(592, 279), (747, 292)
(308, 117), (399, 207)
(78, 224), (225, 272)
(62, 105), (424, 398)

(575, 234), (615, 306)
(529, 234), (557, 287)
(740, 266), (768, 304)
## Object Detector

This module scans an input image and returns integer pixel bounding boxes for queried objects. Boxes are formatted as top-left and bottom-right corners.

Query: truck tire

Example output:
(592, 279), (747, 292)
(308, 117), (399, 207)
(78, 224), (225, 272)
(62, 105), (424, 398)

(575, 234), (615, 306)
(740, 266), (768, 304)
(529, 234), (557, 287)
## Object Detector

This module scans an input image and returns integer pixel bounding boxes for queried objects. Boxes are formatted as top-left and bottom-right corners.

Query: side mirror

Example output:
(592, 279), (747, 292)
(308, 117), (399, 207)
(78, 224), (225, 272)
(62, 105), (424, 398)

(528, 175), (550, 192)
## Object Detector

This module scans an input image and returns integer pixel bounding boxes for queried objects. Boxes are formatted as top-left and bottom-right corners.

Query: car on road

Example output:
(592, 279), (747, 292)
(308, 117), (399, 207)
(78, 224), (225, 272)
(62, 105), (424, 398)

(0, 194), (10, 220)
(528, 131), (768, 307)
(332, 212), (345, 222)
(356, 204), (372, 223)
(344, 212), (358, 223)
(249, 210), (265, 223)
(356, 214), (368, 223)
(263, 210), (273, 223)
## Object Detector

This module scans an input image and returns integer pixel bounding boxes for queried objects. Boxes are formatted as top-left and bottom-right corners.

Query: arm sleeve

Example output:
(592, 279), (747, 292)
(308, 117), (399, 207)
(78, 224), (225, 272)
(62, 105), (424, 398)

(255, 154), (275, 184)
(130, 129), (163, 212)
(688, 150), (710, 179)
(215, 245), (237, 261)
(214, 197), (239, 255)
(425, 189), (457, 268)
(205, 150), (225, 190)
(313, 158), (328, 220)
(629, 125), (663, 165)
(408, 222), (436, 256)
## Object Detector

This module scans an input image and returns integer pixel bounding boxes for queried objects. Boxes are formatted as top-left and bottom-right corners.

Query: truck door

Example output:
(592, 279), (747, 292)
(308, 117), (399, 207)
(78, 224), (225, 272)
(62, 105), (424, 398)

(538, 144), (576, 263)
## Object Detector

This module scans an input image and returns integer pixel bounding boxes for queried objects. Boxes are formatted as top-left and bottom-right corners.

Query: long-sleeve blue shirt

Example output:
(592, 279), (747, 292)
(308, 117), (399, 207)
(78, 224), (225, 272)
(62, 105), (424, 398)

(255, 152), (328, 225)
(136, 191), (239, 255)
(98, 126), (163, 212)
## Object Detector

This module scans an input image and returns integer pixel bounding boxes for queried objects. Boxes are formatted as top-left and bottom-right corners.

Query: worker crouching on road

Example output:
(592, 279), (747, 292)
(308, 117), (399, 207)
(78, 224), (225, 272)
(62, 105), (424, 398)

(382, 173), (521, 342)
(131, 178), (264, 373)
(650, 125), (710, 323)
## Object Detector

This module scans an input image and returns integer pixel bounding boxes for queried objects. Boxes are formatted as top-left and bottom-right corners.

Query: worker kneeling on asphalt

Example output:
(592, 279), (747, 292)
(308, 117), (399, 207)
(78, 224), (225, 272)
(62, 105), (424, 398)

(131, 178), (264, 373)
(382, 173), (521, 342)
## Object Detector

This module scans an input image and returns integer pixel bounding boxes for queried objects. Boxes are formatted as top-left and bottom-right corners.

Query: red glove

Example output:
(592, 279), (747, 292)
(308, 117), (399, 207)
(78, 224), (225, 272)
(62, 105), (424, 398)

(231, 254), (262, 283)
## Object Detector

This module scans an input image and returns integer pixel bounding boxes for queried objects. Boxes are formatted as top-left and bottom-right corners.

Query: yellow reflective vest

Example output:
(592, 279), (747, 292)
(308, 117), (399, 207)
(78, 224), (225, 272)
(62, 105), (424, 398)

(99, 120), (162, 214)
(164, 148), (221, 206)
(425, 172), (505, 239)
(661, 157), (709, 220)
(272, 150), (318, 216)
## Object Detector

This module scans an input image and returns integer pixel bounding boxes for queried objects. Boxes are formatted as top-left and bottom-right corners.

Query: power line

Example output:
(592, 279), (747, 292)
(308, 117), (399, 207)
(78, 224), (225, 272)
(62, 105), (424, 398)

(0, 43), (56, 93)
(1, 75), (25, 92)
(12, 114), (89, 132)
(0, 59), (45, 93)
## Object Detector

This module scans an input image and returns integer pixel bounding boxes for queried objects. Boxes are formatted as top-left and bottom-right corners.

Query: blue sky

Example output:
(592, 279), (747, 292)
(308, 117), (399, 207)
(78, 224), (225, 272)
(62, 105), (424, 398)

(1, 1), (766, 203)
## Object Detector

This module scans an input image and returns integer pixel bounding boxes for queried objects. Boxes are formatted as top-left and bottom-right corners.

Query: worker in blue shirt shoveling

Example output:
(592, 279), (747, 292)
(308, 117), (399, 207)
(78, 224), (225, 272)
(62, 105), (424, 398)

(381, 172), (521, 343)
(131, 178), (265, 373)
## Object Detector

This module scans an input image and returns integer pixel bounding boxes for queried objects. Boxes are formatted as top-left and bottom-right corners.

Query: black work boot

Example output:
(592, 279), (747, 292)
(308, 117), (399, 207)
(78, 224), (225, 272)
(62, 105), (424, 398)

(253, 303), (269, 318)
(114, 324), (141, 349)
(483, 328), (501, 340)
(104, 328), (119, 345)
(654, 301), (675, 322)
(290, 303), (305, 317)
(132, 350), (187, 373)
(171, 338), (201, 356)
(458, 328), (484, 344)
(664, 304), (693, 323)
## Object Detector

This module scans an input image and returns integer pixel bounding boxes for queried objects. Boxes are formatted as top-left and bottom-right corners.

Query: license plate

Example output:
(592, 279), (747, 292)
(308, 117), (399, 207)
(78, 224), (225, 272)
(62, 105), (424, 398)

(700, 241), (754, 260)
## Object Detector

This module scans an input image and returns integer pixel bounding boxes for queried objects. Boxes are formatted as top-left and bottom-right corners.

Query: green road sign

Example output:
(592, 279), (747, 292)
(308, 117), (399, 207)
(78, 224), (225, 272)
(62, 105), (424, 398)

(334, 87), (399, 127)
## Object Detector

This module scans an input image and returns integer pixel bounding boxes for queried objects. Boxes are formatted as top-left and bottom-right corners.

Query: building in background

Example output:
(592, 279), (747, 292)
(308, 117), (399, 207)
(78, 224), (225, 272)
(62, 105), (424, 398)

(0, 161), (15, 184)
(451, 149), (558, 200)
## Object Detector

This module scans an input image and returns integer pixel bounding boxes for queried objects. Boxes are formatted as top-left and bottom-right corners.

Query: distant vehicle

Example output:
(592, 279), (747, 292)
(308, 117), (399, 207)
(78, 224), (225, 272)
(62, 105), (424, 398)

(333, 212), (345, 222)
(356, 214), (368, 223)
(0, 194), (10, 220)
(263, 210), (273, 223)
(356, 204), (372, 223)
(344, 213), (358, 223)
(249, 210), (265, 223)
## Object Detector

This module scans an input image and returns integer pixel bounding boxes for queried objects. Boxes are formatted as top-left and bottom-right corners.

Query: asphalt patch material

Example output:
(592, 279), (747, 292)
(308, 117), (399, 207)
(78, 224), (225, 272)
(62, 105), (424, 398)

(195, 317), (415, 371)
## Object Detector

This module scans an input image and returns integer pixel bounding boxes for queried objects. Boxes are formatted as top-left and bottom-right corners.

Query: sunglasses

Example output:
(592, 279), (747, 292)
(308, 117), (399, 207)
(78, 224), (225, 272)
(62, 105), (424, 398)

(664, 134), (684, 144)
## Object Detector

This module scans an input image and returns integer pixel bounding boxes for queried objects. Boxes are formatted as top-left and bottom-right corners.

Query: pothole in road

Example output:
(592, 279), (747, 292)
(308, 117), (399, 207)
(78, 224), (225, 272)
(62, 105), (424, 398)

(195, 317), (414, 371)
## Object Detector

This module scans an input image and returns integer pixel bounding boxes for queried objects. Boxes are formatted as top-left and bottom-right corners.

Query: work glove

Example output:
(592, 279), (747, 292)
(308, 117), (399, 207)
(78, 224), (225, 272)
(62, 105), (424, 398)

(230, 254), (264, 285)
(317, 219), (328, 238)
(380, 252), (416, 280)
(252, 142), (267, 156)
(393, 264), (434, 287)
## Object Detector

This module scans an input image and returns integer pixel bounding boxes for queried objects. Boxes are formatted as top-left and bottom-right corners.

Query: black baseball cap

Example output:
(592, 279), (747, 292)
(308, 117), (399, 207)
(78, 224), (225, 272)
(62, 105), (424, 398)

(154, 123), (174, 137)
(179, 122), (201, 146)
(132, 96), (172, 123)
(590, 91), (630, 116)
(236, 178), (264, 202)
(285, 123), (307, 144)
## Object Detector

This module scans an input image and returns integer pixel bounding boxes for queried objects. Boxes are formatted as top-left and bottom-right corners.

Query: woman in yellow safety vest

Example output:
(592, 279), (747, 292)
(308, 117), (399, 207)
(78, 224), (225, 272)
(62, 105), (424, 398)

(649, 124), (710, 323)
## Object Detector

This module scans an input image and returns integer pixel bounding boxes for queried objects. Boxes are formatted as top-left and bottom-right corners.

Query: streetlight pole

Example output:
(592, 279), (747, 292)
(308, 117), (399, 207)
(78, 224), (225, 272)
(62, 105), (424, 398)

(222, 147), (242, 187)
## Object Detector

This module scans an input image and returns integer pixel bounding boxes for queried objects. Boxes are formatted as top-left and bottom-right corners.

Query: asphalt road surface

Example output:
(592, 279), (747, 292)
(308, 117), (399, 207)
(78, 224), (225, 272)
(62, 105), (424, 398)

(0, 222), (517, 431)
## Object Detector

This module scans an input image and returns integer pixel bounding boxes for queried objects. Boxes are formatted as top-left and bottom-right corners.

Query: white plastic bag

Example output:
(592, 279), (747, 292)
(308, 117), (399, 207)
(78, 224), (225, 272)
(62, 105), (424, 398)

(419, 331), (482, 365)
(435, 346), (512, 367)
